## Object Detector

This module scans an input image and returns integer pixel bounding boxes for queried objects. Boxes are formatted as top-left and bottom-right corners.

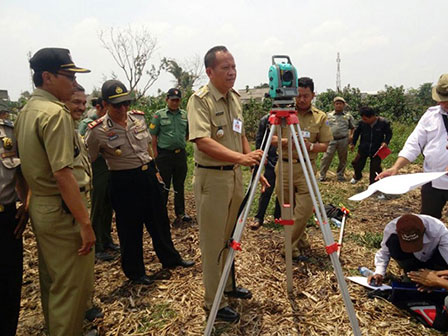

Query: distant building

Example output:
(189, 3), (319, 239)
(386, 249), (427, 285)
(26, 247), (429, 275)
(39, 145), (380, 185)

(0, 89), (9, 101)
(238, 87), (268, 104)
(361, 90), (379, 99)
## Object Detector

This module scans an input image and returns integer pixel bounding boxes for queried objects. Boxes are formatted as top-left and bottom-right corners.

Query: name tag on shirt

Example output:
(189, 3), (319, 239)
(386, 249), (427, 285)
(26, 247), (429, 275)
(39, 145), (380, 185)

(233, 119), (243, 134)
(302, 131), (311, 138)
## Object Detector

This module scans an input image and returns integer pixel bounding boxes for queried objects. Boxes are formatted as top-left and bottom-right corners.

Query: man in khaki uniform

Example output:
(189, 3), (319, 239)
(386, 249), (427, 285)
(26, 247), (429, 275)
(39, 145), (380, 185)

(274, 77), (332, 259)
(319, 96), (355, 181)
(187, 46), (263, 323)
(15, 48), (95, 336)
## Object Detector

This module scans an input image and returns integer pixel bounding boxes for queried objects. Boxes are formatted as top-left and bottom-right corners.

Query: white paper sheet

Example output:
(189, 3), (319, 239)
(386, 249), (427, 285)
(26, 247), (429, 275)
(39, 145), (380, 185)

(349, 172), (447, 201)
(347, 276), (392, 291)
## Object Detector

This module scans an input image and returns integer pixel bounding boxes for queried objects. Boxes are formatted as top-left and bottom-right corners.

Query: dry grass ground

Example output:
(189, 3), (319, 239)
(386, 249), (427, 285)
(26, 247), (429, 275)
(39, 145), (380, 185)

(16, 165), (445, 335)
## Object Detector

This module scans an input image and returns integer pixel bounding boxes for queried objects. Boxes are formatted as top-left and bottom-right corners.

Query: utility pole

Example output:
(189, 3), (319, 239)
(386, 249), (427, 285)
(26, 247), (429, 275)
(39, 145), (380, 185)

(336, 52), (341, 92)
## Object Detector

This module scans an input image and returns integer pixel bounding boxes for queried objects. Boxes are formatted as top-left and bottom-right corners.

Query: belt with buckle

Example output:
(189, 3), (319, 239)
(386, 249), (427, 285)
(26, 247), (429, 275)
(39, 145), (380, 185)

(195, 163), (235, 171)
(111, 163), (153, 174)
(0, 202), (16, 213)
(158, 147), (184, 154)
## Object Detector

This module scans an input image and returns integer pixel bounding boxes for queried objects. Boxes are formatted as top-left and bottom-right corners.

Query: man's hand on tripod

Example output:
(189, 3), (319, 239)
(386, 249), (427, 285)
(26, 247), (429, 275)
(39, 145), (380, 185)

(237, 149), (263, 166)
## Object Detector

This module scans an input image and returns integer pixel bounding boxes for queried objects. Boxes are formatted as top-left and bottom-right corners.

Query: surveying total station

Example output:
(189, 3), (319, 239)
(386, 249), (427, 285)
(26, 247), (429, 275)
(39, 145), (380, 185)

(204, 56), (362, 335)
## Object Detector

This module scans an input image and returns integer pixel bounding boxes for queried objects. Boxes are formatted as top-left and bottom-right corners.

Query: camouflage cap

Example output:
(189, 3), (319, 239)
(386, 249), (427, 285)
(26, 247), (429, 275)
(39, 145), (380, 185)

(432, 74), (448, 102)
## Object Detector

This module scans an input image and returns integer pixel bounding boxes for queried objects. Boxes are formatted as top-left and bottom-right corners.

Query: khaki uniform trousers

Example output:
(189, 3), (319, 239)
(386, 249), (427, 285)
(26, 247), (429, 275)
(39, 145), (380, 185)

(276, 161), (315, 257)
(29, 193), (94, 336)
(193, 166), (244, 309)
(319, 138), (349, 179)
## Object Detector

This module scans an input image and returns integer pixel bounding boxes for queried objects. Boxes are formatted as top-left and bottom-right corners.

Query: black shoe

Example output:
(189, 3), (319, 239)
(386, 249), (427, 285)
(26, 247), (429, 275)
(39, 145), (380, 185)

(224, 286), (252, 299)
(172, 217), (183, 227)
(182, 214), (192, 222)
(130, 275), (154, 286)
(95, 251), (114, 262)
(85, 306), (104, 322)
(216, 306), (240, 323)
(163, 259), (195, 269)
(105, 242), (120, 252)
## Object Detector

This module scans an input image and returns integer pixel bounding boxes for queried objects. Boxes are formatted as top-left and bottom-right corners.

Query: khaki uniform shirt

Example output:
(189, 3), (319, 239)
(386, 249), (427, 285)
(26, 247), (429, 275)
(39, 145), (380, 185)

(281, 106), (333, 161)
(14, 88), (90, 196)
(149, 108), (188, 150)
(0, 119), (20, 204)
(327, 110), (355, 139)
(187, 82), (244, 165)
(85, 110), (152, 170)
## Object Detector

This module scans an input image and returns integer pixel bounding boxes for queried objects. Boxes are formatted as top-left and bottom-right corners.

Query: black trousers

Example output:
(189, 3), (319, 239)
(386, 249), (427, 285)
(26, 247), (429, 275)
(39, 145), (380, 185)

(155, 148), (188, 217)
(91, 156), (114, 252)
(255, 163), (280, 222)
(110, 164), (182, 279)
(0, 205), (23, 336)
(421, 182), (448, 219)
(352, 152), (382, 184)
(386, 234), (448, 273)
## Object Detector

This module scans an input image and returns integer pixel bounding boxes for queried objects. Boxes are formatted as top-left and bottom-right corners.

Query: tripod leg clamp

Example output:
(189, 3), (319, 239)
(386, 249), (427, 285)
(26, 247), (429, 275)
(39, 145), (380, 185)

(275, 218), (294, 226)
(229, 239), (242, 251)
(325, 243), (339, 255)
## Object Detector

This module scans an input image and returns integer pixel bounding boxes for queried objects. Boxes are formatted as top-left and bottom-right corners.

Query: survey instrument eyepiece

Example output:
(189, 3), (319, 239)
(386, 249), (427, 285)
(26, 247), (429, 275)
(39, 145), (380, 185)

(268, 55), (298, 99)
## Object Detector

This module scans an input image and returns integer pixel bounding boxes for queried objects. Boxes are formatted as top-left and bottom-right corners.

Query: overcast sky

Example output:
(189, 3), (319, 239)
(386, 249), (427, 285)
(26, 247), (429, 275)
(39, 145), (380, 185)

(1, 0), (447, 101)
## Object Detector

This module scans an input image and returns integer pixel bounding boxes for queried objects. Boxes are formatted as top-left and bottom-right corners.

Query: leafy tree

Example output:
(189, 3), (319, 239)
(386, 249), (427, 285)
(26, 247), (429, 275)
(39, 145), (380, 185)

(99, 26), (162, 101)
(161, 56), (204, 93)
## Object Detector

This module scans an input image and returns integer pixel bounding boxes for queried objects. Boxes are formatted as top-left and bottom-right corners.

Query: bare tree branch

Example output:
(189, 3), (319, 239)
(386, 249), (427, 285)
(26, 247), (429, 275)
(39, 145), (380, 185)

(98, 26), (162, 100)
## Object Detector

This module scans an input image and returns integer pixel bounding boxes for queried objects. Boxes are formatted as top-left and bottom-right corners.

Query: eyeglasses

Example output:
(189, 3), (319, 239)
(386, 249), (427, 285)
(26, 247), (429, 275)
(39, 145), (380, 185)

(111, 101), (131, 108)
(56, 72), (77, 82)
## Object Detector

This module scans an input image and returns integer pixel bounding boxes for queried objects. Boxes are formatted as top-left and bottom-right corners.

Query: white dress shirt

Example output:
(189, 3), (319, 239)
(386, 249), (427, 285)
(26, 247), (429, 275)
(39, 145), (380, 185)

(399, 105), (448, 190)
(374, 214), (448, 276)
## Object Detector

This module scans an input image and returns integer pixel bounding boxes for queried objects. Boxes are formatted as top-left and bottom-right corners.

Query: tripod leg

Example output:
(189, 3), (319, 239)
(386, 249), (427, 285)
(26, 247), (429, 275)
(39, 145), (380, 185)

(285, 125), (294, 293)
(289, 124), (362, 336)
(276, 123), (294, 294)
(204, 124), (277, 336)
(337, 214), (347, 258)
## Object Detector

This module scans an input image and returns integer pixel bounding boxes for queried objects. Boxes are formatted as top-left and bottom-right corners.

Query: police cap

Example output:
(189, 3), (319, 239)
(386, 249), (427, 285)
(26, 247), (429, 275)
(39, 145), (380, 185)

(102, 80), (132, 104)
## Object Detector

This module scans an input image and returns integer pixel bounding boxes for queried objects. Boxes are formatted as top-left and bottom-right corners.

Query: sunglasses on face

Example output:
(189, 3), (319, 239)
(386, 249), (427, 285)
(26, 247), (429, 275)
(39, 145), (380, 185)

(111, 101), (131, 108)
(56, 72), (76, 82)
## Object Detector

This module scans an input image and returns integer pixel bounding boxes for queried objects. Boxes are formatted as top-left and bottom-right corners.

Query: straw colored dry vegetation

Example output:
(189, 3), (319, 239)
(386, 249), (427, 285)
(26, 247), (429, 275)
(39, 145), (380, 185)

(17, 165), (445, 336)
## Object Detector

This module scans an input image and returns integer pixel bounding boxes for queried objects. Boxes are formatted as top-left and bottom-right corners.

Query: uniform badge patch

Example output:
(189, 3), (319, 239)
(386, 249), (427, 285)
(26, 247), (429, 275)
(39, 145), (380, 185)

(2, 137), (13, 150)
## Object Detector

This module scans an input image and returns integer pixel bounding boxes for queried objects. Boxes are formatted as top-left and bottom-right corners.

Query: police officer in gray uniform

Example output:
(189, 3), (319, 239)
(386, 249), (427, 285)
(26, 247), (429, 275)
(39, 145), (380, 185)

(0, 101), (28, 336)
(86, 80), (194, 285)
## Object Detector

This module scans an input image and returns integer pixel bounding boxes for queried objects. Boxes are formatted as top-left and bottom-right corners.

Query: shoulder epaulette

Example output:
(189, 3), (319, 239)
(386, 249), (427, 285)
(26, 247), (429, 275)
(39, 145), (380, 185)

(0, 119), (13, 127)
(130, 110), (145, 115)
(230, 88), (241, 97)
(311, 106), (325, 115)
(194, 86), (209, 98)
(88, 116), (105, 129)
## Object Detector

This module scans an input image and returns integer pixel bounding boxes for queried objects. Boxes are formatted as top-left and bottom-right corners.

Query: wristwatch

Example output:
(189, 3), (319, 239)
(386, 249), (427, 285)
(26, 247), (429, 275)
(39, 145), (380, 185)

(309, 143), (314, 152)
